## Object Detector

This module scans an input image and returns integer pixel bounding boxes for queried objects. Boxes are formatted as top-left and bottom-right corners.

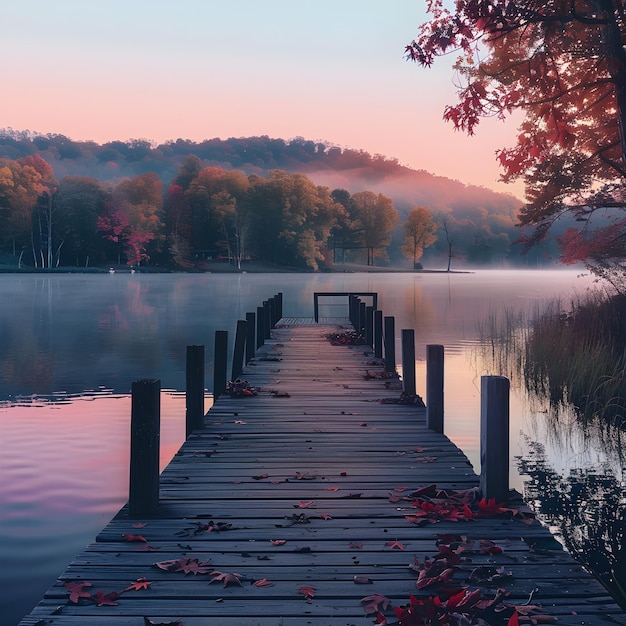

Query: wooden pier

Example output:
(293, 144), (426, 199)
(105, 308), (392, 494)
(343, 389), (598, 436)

(18, 316), (626, 625)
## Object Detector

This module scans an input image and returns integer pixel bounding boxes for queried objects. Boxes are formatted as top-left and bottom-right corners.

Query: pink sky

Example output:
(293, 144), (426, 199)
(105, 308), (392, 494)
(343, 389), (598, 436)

(1, 1), (523, 197)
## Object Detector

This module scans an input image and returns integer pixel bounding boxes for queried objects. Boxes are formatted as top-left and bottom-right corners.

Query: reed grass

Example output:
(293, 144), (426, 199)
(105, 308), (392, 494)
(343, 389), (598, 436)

(478, 292), (626, 426)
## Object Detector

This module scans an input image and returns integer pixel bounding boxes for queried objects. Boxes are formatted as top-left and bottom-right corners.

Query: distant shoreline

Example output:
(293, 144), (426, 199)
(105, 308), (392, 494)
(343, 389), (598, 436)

(0, 261), (472, 275)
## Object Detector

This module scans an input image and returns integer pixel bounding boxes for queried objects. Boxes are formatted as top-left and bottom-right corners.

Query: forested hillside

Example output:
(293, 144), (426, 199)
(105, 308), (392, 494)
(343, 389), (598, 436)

(0, 130), (559, 269)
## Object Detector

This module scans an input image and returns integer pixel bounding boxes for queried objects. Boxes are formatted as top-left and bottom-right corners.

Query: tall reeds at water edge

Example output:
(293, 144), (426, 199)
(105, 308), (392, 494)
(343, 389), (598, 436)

(478, 291), (626, 426)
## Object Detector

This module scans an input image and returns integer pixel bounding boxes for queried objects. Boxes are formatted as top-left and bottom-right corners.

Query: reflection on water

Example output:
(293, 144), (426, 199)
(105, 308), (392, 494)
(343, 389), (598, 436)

(0, 269), (599, 624)
(518, 439), (626, 609)
(0, 392), (188, 625)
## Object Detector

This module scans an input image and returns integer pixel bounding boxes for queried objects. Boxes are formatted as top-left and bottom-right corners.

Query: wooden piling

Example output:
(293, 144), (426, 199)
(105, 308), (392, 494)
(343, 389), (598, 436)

(231, 320), (247, 381)
(365, 306), (374, 348)
(256, 306), (264, 348)
(263, 300), (271, 339)
(426, 344), (444, 434)
(374, 309), (383, 358)
(213, 330), (228, 399)
(480, 375), (510, 503)
(401, 329), (416, 396)
(185, 345), (205, 438)
(275, 292), (283, 320)
(384, 315), (395, 373)
(129, 379), (160, 518)
(358, 301), (365, 334)
(245, 312), (255, 363)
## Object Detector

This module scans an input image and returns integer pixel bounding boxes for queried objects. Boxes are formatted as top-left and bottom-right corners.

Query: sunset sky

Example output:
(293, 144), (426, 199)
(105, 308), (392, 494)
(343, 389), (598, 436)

(2, 1), (523, 196)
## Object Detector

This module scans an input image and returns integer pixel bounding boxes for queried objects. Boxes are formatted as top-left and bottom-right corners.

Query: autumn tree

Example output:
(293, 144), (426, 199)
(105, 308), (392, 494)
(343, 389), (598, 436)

(407, 0), (626, 284)
(55, 176), (110, 266)
(401, 206), (437, 267)
(0, 155), (56, 266)
(350, 191), (399, 265)
(99, 172), (164, 266)
(247, 170), (345, 270)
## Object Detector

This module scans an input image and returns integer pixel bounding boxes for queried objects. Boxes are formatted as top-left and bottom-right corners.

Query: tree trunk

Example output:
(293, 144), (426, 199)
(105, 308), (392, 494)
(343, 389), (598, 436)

(599, 0), (626, 167)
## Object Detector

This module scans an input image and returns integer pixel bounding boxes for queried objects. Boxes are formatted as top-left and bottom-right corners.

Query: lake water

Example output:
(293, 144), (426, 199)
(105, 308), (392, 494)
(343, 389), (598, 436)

(0, 269), (602, 624)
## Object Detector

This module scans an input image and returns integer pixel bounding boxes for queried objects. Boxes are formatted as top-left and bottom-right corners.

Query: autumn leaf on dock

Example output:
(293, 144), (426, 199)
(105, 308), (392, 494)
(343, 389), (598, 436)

(298, 584), (316, 602)
(125, 577), (152, 591)
(64, 581), (92, 603)
(209, 570), (243, 587)
(122, 533), (147, 542)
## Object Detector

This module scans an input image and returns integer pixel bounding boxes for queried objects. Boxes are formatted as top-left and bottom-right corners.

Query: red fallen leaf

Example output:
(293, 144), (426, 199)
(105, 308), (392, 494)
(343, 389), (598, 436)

(374, 612), (388, 625)
(340, 471), (347, 476)
(361, 593), (391, 615)
(385, 540), (405, 550)
(349, 541), (363, 549)
(295, 501), (314, 508)
(252, 473), (269, 480)
(93, 589), (120, 606)
(354, 576), (373, 584)
(271, 539), (286, 545)
(252, 578), (274, 587)
(319, 513), (332, 520)
(508, 613), (520, 626)
(122, 533), (147, 542)
(299, 584), (316, 602)
(139, 544), (160, 551)
(175, 557), (213, 575)
(64, 581), (92, 603)
(209, 570), (243, 587)
(414, 446), (425, 452)
(132, 522), (148, 528)
(479, 539), (503, 555)
(324, 487), (340, 491)
(416, 564), (455, 589)
(414, 456), (438, 463)
(126, 577), (152, 591)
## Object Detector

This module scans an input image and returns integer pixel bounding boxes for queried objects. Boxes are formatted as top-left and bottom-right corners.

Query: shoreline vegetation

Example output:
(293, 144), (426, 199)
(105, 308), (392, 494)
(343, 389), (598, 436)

(0, 260), (473, 274)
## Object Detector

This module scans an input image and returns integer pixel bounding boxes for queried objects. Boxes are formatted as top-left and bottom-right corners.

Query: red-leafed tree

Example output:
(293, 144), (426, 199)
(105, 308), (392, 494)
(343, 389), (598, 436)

(97, 207), (130, 265)
(407, 0), (626, 288)
(99, 172), (163, 266)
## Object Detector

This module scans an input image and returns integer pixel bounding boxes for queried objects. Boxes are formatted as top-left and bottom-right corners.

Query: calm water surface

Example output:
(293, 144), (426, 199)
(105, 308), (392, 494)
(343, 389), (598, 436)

(0, 270), (599, 623)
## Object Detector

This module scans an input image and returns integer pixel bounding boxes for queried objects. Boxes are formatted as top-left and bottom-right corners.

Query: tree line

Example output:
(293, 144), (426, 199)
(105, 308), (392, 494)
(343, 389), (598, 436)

(0, 154), (438, 270)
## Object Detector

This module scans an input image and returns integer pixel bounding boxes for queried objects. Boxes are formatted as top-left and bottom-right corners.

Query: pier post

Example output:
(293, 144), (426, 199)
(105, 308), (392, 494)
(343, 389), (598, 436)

(349, 295), (356, 327)
(365, 306), (374, 348)
(263, 300), (271, 339)
(426, 344), (444, 433)
(185, 345), (205, 437)
(384, 315), (396, 373)
(232, 319), (247, 381)
(267, 296), (276, 330)
(213, 330), (228, 400)
(374, 309), (383, 358)
(401, 329), (416, 396)
(256, 306), (265, 348)
(359, 301), (366, 334)
(245, 312), (255, 363)
(129, 379), (160, 518)
(276, 292), (283, 320)
(480, 375), (510, 503)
